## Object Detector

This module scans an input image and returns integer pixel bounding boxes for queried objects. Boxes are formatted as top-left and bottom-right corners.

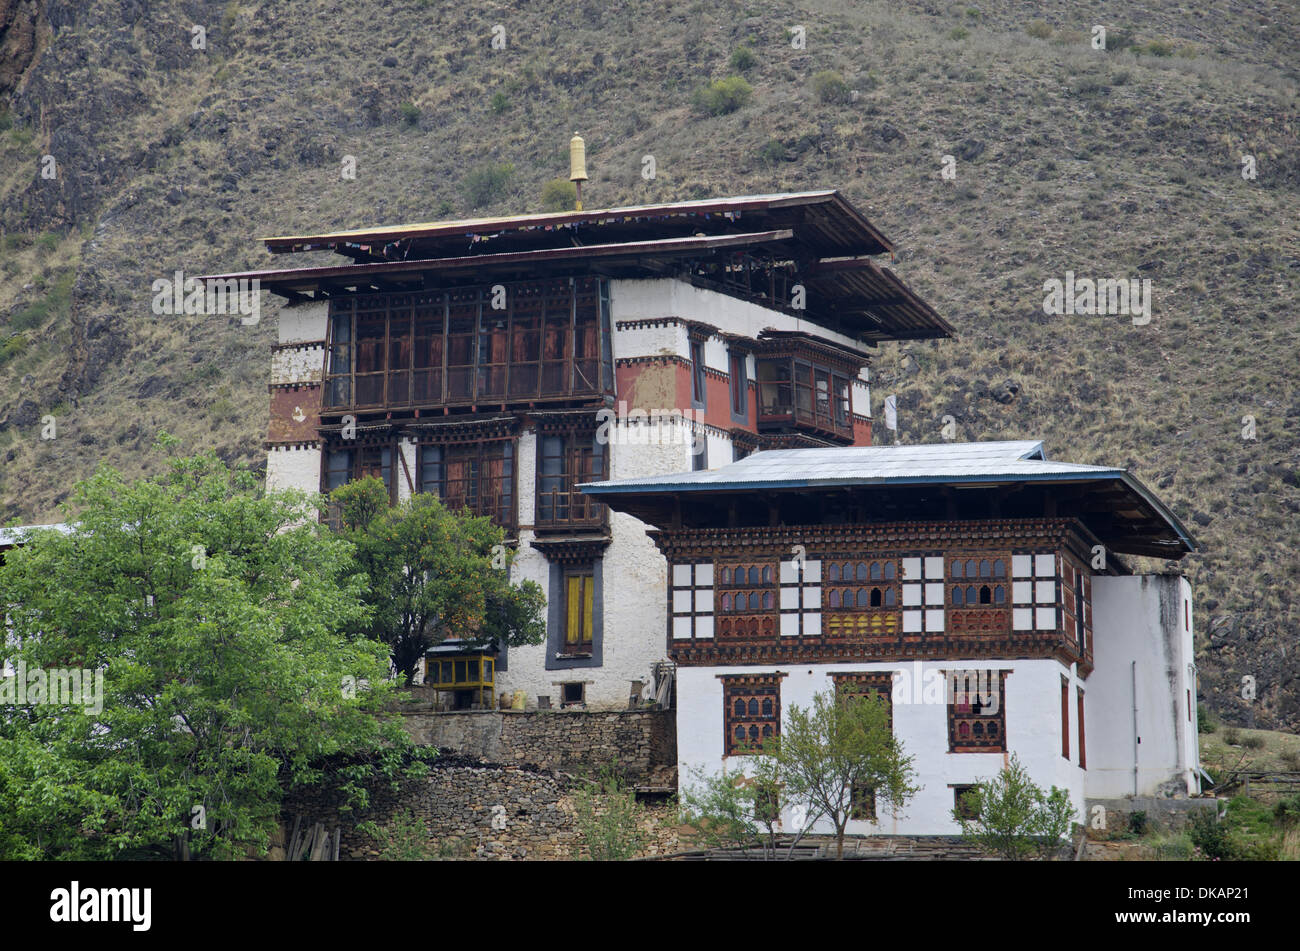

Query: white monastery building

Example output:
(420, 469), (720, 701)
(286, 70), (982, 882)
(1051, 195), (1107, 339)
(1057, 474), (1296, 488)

(203, 186), (1201, 836)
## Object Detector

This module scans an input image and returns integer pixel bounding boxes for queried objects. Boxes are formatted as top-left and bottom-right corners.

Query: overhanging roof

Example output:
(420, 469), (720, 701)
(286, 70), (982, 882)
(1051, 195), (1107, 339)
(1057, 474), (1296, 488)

(261, 191), (893, 259)
(580, 441), (1199, 558)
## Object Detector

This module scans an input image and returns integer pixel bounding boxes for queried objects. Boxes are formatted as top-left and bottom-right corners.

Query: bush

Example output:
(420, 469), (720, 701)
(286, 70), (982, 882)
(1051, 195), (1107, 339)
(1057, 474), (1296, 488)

(1242, 734), (1265, 750)
(571, 763), (649, 861)
(357, 809), (437, 860)
(952, 754), (1076, 860)
(729, 46), (757, 71)
(1197, 703), (1217, 733)
(948, 27), (969, 41)
(811, 70), (851, 104)
(0, 334), (27, 368)
(1137, 39), (1175, 57)
(1223, 727), (1241, 746)
(461, 161), (514, 208)
(398, 102), (421, 126)
(540, 178), (577, 213)
(691, 76), (753, 116)
(1128, 811), (1149, 836)
(1274, 794), (1300, 828)
(489, 91), (509, 114)
(1279, 750), (1300, 770)
(1025, 21), (1052, 39)
(757, 139), (788, 166)
(1188, 808), (1232, 860)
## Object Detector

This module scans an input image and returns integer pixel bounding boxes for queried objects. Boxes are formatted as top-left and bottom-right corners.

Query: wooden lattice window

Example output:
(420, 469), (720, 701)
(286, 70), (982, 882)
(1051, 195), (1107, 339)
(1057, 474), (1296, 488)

(950, 556), (1008, 606)
(717, 563), (776, 614)
(563, 570), (595, 654)
(947, 670), (1008, 753)
(953, 785), (981, 820)
(536, 429), (606, 528)
(722, 675), (782, 756)
(322, 444), (395, 503)
(825, 560), (898, 610)
(418, 439), (516, 530)
(833, 671), (893, 821)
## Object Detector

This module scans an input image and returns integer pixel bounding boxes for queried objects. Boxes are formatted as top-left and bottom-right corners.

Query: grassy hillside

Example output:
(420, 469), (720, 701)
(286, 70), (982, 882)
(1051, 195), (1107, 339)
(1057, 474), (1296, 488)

(1, 0), (1297, 728)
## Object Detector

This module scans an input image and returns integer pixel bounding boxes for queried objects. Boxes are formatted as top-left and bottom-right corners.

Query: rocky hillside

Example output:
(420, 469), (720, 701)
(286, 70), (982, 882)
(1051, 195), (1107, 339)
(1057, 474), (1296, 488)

(1, 0), (1297, 728)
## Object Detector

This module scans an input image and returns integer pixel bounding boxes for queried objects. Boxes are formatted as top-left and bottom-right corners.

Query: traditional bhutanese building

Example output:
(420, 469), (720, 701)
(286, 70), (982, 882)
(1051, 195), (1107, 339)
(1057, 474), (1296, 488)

(581, 440), (1202, 834)
(200, 190), (952, 709)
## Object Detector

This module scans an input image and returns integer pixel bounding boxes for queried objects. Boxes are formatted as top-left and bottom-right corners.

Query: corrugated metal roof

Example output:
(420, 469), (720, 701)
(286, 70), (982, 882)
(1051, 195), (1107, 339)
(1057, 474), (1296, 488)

(579, 440), (1124, 492)
(0, 523), (72, 549)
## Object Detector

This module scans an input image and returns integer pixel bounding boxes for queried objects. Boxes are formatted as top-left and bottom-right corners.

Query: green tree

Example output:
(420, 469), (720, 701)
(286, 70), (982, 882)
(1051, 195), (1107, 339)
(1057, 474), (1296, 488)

(775, 688), (919, 859)
(952, 754), (1077, 860)
(0, 439), (422, 860)
(330, 477), (545, 684)
(679, 757), (802, 860)
(691, 76), (753, 115)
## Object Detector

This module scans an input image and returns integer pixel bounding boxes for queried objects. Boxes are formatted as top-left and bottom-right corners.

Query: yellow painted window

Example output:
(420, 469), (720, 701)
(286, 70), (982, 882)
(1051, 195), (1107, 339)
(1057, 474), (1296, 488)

(565, 573), (594, 648)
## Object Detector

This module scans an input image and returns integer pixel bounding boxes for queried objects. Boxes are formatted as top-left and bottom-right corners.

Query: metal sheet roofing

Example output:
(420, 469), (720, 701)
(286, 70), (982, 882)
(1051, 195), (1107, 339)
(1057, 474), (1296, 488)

(581, 440), (1198, 556)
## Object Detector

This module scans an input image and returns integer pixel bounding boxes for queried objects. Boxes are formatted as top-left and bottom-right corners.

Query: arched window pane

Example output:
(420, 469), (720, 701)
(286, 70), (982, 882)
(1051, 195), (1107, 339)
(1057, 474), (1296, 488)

(856, 563), (868, 582)
(966, 586), (977, 604)
(993, 559), (1006, 577)
(952, 560), (964, 578)
(870, 562), (882, 581)
(763, 591), (773, 610)
(980, 559), (991, 578)
(828, 563), (840, 582)
(994, 585), (1006, 604)
(749, 566), (760, 585)
(830, 589), (841, 608)
(953, 586), (964, 605)
(748, 698), (759, 717)
(965, 560), (977, 578)
(762, 698), (773, 716)
(722, 593), (733, 611)
(763, 566), (773, 584)
(884, 588), (896, 606)
(980, 585), (992, 604)
(721, 567), (731, 584)
(870, 588), (882, 608)
(884, 562), (896, 579)
(734, 699), (745, 717)
(857, 589), (870, 608)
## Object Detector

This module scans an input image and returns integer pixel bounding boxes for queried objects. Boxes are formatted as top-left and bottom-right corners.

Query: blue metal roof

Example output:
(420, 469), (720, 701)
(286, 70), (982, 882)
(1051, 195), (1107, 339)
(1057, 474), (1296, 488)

(581, 440), (1198, 554)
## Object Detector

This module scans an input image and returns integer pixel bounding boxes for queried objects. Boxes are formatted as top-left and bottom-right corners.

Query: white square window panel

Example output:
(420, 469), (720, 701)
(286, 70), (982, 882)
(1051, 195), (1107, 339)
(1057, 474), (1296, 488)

(1035, 554), (1055, 577)
(924, 556), (944, 579)
(902, 557), (922, 581)
(1036, 607), (1056, 630)
(903, 610), (923, 633)
(695, 616), (714, 639)
(802, 613), (821, 637)
(1035, 581), (1056, 604)
(780, 588), (800, 610)
(902, 584), (922, 607)
(672, 616), (693, 639)
(672, 590), (693, 613)
(1013, 608), (1033, 631)
(802, 586), (821, 609)
(672, 564), (692, 587)
(1012, 555), (1033, 578)
(779, 560), (799, 584)
(925, 609), (945, 632)
(694, 589), (713, 612)
(780, 613), (800, 637)
(925, 582), (945, 606)
(695, 563), (714, 586)
(1012, 581), (1033, 604)
(803, 560), (822, 583)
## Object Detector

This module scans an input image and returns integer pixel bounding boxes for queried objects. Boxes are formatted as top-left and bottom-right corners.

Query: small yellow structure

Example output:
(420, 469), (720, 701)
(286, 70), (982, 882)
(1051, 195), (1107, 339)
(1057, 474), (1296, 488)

(424, 647), (496, 710)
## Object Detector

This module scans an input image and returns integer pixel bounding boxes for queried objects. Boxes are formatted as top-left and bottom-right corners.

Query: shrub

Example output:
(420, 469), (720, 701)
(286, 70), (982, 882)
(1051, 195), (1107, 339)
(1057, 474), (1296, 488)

(1025, 21), (1052, 39)
(1188, 807), (1232, 859)
(1223, 727), (1241, 746)
(691, 76), (753, 116)
(460, 161), (514, 208)
(811, 70), (851, 104)
(1279, 750), (1300, 770)
(948, 27), (969, 41)
(1128, 810), (1149, 836)
(952, 754), (1076, 860)
(0, 334), (27, 367)
(1197, 703), (1217, 733)
(729, 45), (757, 71)
(540, 178), (577, 213)
(357, 809), (437, 860)
(1274, 794), (1300, 828)
(489, 91), (509, 114)
(1242, 734), (1265, 750)
(398, 102), (421, 126)
(571, 763), (649, 860)
(1138, 39), (1175, 57)
(757, 139), (788, 166)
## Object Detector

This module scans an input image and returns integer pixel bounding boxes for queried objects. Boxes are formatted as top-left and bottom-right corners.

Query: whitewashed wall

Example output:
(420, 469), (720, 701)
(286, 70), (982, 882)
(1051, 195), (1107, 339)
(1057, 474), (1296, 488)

(278, 300), (329, 345)
(1086, 575), (1199, 798)
(677, 658), (1087, 836)
(266, 445), (320, 494)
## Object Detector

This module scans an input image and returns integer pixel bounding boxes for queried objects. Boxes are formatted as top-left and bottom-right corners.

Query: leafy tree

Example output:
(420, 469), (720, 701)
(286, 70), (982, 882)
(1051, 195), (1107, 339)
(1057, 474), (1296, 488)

(0, 438), (422, 860)
(691, 76), (753, 115)
(330, 478), (545, 684)
(811, 70), (851, 104)
(571, 763), (648, 860)
(952, 754), (1077, 860)
(461, 160), (514, 208)
(775, 688), (920, 859)
(679, 757), (804, 860)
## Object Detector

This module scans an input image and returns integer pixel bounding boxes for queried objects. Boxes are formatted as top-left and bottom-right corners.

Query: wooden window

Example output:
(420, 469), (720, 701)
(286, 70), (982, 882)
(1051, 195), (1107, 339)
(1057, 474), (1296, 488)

(950, 556), (1007, 606)
(953, 785), (981, 820)
(690, 339), (707, 408)
(537, 430), (606, 528)
(721, 675), (781, 756)
(850, 784), (877, 822)
(728, 350), (748, 420)
(560, 682), (585, 707)
(418, 440), (515, 530)
(947, 670), (1007, 753)
(322, 444), (394, 501)
(834, 672), (893, 820)
(1077, 688), (1087, 769)
(826, 560), (898, 610)
(715, 562), (776, 638)
(1061, 677), (1071, 760)
(563, 570), (595, 654)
